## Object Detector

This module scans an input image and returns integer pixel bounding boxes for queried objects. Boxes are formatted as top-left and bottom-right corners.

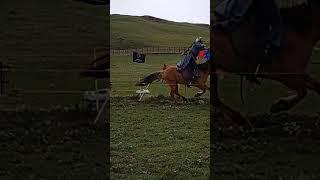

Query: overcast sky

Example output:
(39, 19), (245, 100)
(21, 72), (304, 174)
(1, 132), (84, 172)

(110, 0), (210, 24)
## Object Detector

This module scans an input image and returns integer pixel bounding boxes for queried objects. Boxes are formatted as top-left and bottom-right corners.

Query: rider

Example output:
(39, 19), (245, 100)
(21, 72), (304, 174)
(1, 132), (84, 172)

(177, 37), (206, 87)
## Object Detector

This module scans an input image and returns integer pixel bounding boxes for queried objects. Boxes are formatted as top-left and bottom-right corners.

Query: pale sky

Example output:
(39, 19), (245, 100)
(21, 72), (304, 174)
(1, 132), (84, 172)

(110, 0), (210, 24)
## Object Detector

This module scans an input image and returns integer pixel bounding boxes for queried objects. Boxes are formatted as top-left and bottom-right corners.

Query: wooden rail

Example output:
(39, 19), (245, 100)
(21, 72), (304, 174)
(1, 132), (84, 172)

(111, 47), (189, 56)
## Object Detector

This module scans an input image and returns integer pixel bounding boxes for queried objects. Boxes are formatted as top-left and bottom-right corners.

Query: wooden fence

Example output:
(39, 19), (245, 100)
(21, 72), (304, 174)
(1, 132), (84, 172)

(111, 47), (189, 56)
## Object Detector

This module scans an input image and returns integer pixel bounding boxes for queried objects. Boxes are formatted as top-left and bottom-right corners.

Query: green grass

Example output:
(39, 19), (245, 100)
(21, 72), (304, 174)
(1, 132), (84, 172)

(213, 113), (320, 179)
(111, 54), (210, 98)
(111, 14), (210, 49)
(111, 97), (209, 179)
(0, 109), (107, 179)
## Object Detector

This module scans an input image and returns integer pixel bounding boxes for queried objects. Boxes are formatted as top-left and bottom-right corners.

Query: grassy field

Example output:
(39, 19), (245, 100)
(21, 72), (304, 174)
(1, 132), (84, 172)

(111, 97), (209, 179)
(0, 108), (107, 179)
(213, 112), (320, 179)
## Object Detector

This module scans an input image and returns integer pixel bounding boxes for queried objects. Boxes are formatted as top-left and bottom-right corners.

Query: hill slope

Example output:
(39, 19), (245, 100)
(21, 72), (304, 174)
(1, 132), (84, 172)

(111, 14), (210, 49)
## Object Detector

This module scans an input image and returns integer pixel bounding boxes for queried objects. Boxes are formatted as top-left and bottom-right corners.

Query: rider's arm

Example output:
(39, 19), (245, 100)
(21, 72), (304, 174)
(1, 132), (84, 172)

(181, 48), (190, 56)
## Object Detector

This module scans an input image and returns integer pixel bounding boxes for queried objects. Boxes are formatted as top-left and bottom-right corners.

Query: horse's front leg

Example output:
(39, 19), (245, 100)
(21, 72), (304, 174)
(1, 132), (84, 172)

(194, 85), (206, 97)
(270, 77), (307, 113)
(194, 83), (210, 97)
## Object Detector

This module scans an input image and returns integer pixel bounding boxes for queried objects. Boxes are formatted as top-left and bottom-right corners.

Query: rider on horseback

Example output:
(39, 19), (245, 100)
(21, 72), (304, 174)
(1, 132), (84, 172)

(177, 37), (206, 87)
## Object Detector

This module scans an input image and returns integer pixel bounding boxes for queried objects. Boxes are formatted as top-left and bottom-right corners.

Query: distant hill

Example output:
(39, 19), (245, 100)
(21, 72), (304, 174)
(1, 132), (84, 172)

(111, 14), (210, 49)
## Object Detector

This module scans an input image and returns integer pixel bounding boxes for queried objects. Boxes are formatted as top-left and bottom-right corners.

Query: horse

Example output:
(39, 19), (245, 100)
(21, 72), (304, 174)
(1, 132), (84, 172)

(135, 59), (211, 100)
(211, 0), (320, 126)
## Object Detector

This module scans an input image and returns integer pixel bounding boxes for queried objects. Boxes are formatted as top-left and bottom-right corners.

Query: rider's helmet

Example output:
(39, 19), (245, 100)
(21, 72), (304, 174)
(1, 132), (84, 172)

(195, 37), (203, 43)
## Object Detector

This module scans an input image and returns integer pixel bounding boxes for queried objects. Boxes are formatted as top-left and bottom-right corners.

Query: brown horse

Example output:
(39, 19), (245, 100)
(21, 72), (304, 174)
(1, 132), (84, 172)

(211, 0), (320, 125)
(135, 60), (210, 100)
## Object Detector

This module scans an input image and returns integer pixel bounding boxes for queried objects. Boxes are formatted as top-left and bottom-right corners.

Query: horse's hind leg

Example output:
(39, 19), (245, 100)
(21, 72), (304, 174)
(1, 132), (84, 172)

(271, 77), (307, 113)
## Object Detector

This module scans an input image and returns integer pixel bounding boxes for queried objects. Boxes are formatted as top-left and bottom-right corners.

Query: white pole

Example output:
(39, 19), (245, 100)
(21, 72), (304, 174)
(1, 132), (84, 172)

(94, 48), (99, 112)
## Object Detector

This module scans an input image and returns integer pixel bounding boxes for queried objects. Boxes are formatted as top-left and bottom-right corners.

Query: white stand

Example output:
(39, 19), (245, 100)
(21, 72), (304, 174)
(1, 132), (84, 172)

(136, 83), (150, 101)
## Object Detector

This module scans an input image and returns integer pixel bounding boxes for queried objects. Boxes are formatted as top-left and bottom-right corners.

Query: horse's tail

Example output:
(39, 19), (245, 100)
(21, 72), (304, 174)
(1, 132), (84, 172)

(135, 71), (163, 86)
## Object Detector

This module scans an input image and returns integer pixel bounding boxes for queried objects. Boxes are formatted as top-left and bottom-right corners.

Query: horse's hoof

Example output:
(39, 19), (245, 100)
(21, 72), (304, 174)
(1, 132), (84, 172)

(270, 99), (290, 113)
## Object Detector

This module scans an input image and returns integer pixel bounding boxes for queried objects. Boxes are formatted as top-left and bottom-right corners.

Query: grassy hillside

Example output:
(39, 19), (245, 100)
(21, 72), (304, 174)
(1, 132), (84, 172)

(111, 14), (210, 49)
